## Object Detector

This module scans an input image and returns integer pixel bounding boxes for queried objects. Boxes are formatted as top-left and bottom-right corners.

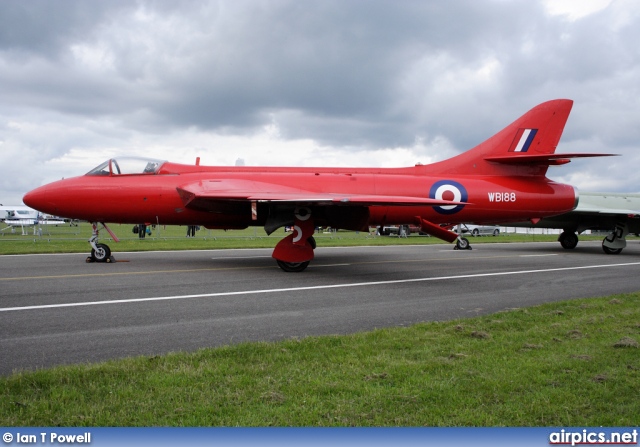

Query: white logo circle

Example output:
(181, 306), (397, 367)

(434, 184), (462, 210)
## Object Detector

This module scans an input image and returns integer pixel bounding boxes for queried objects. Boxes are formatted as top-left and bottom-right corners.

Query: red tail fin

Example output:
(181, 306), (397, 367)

(425, 99), (574, 176)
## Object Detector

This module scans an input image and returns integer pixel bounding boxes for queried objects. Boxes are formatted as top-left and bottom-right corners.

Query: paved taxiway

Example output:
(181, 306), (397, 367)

(2, 241), (640, 375)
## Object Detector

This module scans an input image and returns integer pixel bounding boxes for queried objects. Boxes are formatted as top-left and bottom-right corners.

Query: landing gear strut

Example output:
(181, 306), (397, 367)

(86, 222), (117, 263)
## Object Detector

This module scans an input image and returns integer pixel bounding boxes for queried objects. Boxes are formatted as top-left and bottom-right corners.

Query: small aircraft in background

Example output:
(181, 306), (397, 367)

(505, 191), (640, 254)
(0, 205), (65, 235)
(23, 99), (613, 271)
(1, 205), (37, 223)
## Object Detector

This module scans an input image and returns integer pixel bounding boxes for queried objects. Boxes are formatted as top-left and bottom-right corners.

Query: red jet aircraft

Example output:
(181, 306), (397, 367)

(23, 99), (611, 271)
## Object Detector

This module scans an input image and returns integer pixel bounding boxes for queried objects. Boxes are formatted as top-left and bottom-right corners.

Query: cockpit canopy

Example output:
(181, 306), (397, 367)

(86, 157), (166, 176)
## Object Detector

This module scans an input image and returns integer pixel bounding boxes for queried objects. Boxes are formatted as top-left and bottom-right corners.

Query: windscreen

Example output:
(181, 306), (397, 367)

(86, 158), (166, 176)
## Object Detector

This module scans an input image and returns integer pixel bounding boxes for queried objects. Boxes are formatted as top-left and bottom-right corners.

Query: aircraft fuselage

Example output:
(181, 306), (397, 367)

(24, 164), (577, 230)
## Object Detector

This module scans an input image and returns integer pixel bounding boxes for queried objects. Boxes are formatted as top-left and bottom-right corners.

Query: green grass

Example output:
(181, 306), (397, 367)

(0, 222), (606, 255)
(1, 293), (638, 426)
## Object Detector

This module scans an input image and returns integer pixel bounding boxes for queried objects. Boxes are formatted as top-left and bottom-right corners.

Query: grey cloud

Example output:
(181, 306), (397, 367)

(1, 0), (640, 204)
(2, 1), (551, 146)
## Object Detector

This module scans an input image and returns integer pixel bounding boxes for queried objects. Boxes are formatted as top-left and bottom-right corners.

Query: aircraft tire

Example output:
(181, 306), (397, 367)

(308, 236), (317, 249)
(276, 260), (310, 272)
(455, 237), (471, 250)
(602, 243), (622, 255)
(559, 231), (578, 249)
(91, 243), (112, 263)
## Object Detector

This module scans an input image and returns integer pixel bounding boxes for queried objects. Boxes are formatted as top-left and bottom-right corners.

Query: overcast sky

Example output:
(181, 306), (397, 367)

(1, 0), (638, 205)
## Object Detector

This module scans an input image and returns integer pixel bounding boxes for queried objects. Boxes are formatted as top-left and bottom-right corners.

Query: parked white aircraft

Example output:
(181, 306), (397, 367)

(505, 192), (640, 254)
(1, 205), (65, 235)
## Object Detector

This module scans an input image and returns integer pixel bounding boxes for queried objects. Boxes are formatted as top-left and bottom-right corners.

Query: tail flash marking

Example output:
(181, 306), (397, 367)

(509, 128), (538, 152)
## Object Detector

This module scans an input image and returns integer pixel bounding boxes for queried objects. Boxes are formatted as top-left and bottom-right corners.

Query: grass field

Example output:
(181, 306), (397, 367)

(1, 293), (638, 426)
(1, 223), (638, 426)
(0, 221), (606, 255)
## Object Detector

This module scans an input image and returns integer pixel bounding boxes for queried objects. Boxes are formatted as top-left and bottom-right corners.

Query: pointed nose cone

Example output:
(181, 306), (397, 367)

(24, 175), (103, 222)
(23, 183), (61, 216)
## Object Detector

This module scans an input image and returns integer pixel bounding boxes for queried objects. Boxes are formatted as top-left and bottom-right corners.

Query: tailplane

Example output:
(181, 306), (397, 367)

(424, 99), (611, 176)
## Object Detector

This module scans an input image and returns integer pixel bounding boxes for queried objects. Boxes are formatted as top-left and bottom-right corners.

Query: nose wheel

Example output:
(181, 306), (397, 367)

(86, 222), (117, 263)
(454, 237), (472, 250)
(88, 243), (113, 263)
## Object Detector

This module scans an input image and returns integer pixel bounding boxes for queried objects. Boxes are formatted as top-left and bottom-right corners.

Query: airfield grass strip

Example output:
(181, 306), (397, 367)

(0, 222), (608, 255)
(1, 292), (638, 426)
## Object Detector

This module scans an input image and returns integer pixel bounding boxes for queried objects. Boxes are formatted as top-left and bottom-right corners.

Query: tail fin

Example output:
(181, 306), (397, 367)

(426, 99), (579, 177)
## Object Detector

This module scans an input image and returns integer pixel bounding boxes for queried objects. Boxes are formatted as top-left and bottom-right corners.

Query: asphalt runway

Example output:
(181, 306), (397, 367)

(2, 240), (640, 375)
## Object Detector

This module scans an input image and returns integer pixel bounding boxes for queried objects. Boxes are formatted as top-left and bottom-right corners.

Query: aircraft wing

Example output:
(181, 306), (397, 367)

(176, 179), (467, 208)
(504, 192), (640, 234)
(574, 193), (640, 217)
(570, 208), (640, 216)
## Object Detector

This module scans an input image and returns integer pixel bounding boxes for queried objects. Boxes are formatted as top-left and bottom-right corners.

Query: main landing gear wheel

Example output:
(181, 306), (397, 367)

(276, 260), (310, 272)
(454, 237), (471, 250)
(272, 209), (315, 272)
(89, 243), (112, 263)
(558, 231), (578, 250)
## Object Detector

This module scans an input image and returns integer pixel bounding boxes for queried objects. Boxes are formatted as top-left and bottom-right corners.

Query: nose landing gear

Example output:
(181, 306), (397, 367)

(86, 222), (117, 263)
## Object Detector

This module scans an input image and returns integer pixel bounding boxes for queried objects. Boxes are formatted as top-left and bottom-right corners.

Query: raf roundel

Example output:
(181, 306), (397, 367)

(429, 180), (468, 215)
